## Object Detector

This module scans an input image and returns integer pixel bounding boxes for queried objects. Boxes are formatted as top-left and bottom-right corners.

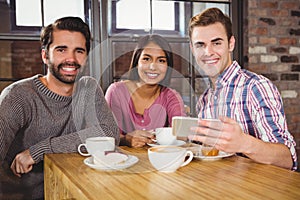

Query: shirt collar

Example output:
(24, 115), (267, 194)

(215, 60), (240, 88)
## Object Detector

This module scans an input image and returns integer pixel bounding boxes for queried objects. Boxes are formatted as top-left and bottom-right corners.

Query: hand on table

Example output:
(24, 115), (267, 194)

(189, 116), (247, 153)
(126, 130), (155, 148)
(10, 149), (35, 177)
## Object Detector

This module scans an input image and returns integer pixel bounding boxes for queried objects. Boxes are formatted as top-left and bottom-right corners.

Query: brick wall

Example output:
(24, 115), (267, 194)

(244, 0), (300, 164)
(11, 41), (43, 79)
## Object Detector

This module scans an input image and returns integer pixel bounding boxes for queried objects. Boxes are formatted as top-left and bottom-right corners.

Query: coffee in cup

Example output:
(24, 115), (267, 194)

(148, 146), (193, 173)
(154, 127), (176, 145)
(77, 136), (115, 156)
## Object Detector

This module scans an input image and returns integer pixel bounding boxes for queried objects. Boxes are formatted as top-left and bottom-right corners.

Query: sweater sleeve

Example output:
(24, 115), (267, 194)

(0, 86), (30, 161)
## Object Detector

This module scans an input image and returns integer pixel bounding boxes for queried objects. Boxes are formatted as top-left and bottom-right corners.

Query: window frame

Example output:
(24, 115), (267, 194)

(9, 0), (90, 32)
(10, 0), (41, 32)
(110, 0), (180, 35)
(0, 0), (92, 88)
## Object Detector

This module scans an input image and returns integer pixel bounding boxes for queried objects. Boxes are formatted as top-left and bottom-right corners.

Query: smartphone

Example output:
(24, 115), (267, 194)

(172, 116), (199, 137)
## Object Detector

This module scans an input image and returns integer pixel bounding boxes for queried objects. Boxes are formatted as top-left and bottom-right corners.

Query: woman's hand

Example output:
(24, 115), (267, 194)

(125, 130), (155, 148)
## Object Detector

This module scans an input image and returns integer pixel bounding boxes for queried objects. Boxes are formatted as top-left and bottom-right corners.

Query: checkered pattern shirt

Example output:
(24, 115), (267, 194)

(196, 61), (297, 171)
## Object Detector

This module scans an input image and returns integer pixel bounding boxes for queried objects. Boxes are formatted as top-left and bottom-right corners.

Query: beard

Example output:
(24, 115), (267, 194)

(48, 61), (83, 84)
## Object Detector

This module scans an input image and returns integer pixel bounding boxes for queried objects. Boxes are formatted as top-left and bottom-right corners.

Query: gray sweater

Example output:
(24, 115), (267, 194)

(0, 75), (119, 199)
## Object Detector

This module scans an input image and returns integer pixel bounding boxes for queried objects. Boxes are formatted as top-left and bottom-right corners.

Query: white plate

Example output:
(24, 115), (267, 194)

(84, 155), (139, 171)
(194, 151), (235, 161)
(147, 140), (186, 147)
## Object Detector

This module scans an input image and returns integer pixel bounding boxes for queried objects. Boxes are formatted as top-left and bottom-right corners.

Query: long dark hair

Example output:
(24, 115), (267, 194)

(127, 34), (173, 86)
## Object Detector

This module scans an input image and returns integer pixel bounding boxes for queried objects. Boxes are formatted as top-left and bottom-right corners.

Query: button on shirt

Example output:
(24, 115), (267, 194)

(196, 61), (298, 171)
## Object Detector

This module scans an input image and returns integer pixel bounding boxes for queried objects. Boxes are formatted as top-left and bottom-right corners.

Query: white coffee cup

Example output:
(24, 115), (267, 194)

(77, 136), (115, 156)
(148, 146), (193, 173)
(154, 127), (176, 145)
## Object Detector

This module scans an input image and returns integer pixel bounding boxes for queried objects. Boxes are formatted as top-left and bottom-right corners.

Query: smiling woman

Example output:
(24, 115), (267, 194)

(105, 34), (186, 148)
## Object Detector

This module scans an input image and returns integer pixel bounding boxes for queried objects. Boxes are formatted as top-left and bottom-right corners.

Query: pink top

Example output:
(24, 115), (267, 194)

(105, 81), (186, 134)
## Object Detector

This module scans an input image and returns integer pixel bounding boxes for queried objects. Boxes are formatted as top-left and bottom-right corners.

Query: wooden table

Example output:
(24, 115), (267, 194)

(44, 145), (300, 200)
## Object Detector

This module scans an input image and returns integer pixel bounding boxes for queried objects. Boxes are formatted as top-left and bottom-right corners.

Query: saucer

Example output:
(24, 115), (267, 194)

(147, 140), (186, 147)
(194, 151), (235, 161)
(84, 155), (139, 171)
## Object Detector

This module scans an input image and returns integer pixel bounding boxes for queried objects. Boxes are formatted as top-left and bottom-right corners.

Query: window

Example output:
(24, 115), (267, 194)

(0, 0), (90, 91)
(110, 0), (179, 35)
(110, 0), (230, 37)
(11, 0), (87, 31)
(116, 0), (175, 30)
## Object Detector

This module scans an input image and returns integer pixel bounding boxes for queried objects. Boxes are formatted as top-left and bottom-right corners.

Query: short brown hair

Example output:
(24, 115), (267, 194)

(188, 7), (233, 41)
(40, 16), (91, 54)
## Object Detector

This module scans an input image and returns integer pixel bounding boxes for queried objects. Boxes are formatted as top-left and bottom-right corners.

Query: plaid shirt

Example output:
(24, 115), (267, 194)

(197, 61), (297, 170)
